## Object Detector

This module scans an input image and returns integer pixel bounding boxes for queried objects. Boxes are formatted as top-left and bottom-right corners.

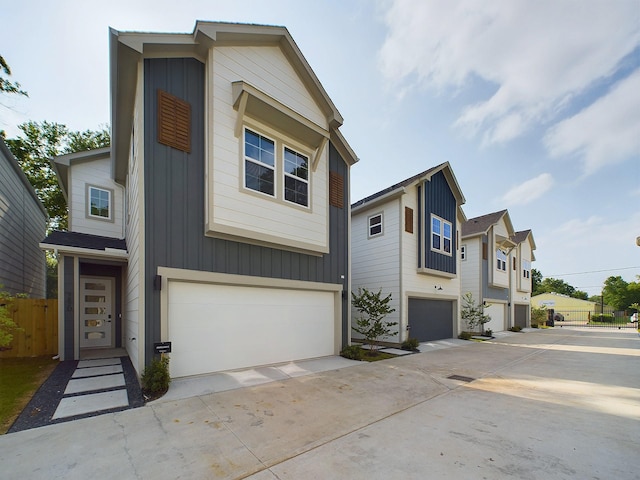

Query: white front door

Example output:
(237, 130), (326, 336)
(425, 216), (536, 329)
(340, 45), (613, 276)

(80, 277), (113, 348)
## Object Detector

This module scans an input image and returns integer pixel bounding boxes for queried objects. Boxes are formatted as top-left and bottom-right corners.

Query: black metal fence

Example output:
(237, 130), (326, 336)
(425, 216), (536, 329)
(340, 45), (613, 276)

(546, 309), (638, 329)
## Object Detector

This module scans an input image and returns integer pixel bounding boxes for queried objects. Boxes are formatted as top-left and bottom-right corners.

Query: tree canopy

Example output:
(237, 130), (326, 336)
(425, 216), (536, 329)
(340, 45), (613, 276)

(602, 275), (640, 311)
(0, 54), (27, 97)
(532, 269), (588, 300)
(3, 121), (110, 231)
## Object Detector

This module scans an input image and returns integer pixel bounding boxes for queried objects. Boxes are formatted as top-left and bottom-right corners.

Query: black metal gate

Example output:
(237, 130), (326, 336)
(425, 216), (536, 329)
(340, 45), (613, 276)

(548, 309), (638, 329)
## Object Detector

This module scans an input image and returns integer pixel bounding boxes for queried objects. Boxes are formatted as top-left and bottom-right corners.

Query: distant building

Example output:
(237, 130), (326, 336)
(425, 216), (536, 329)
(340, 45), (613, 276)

(531, 292), (614, 322)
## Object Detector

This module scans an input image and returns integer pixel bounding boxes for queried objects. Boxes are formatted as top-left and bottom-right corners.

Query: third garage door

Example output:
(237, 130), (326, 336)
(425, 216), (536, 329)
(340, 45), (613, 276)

(408, 298), (453, 342)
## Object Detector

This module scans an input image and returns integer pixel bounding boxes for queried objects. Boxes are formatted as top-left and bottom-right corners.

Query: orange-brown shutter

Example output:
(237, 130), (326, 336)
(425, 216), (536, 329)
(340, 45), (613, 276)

(158, 89), (191, 153)
(405, 207), (414, 233)
(482, 242), (488, 260)
(329, 172), (344, 208)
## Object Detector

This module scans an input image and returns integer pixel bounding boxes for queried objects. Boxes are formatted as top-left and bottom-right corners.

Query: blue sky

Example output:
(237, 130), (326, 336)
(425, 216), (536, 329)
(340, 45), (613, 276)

(1, 0), (639, 296)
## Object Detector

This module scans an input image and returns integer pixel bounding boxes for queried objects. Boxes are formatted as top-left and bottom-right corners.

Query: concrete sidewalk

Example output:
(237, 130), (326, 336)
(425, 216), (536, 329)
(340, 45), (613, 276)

(1, 328), (638, 479)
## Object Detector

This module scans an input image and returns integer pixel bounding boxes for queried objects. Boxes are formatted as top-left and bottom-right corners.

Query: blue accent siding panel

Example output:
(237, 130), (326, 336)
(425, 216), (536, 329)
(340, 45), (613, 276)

(423, 171), (457, 274)
(143, 58), (351, 366)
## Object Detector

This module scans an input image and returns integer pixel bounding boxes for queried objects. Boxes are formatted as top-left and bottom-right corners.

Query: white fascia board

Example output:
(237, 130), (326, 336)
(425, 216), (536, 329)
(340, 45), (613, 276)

(351, 187), (406, 215)
(39, 243), (129, 261)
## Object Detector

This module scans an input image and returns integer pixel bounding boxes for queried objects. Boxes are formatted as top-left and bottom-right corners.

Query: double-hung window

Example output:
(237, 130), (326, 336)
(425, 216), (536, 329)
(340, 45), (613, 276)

(496, 249), (507, 271)
(243, 127), (310, 208)
(522, 259), (531, 279)
(284, 147), (308, 207)
(368, 213), (383, 237)
(244, 129), (275, 197)
(88, 186), (111, 220)
(431, 215), (452, 255)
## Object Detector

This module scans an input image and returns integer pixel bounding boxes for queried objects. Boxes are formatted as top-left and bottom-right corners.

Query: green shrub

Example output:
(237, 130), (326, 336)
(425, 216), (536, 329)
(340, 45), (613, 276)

(340, 345), (363, 361)
(509, 325), (522, 332)
(484, 329), (493, 337)
(401, 337), (420, 352)
(458, 331), (472, 340)
(141, 355), (171, 398)
(590, 314), (615, 323)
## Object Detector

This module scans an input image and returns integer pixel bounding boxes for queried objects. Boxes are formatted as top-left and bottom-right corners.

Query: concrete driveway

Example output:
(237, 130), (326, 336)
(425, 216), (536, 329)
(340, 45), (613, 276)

(1, 328), (638, 479)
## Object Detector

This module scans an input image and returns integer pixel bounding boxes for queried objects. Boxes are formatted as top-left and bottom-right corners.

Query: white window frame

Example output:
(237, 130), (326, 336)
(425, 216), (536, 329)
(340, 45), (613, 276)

(87, 185), (113, 222)
(522, 259), (531, 279)
(368, 213), (383, 238)
(243, 127), (276, 198)
(282, 145), (309, 208)
(431, 214), (452, 256)
(496, 249), (507, 271)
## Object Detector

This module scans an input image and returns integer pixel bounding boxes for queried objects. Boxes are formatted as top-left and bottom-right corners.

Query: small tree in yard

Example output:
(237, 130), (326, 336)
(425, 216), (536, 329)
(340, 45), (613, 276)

(461, 292), (491, 334)
(0, 288), (22, 348)
(531, 305), (547, 327)
(352, 288), (397, 355)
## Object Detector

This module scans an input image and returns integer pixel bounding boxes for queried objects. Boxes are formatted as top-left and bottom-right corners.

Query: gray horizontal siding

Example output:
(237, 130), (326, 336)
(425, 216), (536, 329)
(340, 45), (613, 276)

(143, 58), (350, 365)
(0, 143), (47, 297)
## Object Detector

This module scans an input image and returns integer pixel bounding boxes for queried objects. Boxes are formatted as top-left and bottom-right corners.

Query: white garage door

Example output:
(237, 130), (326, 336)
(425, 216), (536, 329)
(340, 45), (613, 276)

(484, 303), (505, 333)
(167, 281), (336, 378)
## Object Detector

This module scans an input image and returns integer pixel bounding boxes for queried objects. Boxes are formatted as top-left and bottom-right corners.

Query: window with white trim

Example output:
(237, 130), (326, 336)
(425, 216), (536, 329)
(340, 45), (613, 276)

(368, 213), (383, 237)
(431, 215), (452, 255)
(461, 244), (466, 261)
(496, 249), (507, 271)
(244, 128), (275, 197)
(88, 186), (111, 220)
(283, 146), (309, 207)
(522, 259), (531, 279)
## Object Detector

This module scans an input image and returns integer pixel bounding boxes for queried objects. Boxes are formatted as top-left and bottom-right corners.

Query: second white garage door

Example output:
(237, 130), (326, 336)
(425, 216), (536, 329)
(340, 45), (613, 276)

(167, 281), (337, 378)
(484, 303), (505, 333)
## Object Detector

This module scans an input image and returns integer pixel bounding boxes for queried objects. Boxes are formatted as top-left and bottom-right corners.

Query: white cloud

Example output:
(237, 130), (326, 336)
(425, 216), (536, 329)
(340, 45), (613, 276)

(378, 0), (640, 145)
(500, 173), (554, 206)
(544, 69), (640, 175)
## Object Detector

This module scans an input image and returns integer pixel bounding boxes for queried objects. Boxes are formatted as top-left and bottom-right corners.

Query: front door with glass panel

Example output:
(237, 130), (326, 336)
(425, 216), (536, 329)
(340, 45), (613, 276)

(80, 277), (113, 348)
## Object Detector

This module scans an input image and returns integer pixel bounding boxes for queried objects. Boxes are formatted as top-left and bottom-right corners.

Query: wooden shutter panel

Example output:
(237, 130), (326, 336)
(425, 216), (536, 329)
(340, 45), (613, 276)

(158, 89), (191, 153)
(482, 242), (488, 260)
(329, 171), (344, 208)
(404, 207), (413, 233)
(513, 257), (517, 270)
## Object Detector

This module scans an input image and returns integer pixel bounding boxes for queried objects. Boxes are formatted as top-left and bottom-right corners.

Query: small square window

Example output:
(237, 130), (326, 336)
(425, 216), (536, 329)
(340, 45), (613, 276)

(88, 186), (111, 220)
(368, 213), (383, 237)
(461, 245), (466, 261)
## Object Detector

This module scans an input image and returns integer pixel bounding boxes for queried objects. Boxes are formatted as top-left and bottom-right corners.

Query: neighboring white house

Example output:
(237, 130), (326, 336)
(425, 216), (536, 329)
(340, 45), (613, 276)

(351, 162), (466, 344)
(461, 209), (516, 332)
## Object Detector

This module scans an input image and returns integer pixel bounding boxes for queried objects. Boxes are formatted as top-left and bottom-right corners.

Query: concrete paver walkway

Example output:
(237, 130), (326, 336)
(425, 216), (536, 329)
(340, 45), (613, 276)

(1, 328), (638, 479)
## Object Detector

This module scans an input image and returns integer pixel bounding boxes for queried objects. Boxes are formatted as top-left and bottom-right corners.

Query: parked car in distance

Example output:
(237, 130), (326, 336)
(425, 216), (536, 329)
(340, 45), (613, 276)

(554, 313), (564, 322)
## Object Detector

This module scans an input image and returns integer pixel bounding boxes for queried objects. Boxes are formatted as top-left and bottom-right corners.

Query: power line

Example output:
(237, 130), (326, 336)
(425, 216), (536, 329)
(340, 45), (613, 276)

(544, 266), (640, 277)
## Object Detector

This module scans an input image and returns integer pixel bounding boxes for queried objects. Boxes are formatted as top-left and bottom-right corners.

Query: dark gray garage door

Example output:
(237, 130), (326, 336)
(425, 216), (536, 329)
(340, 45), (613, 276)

(408, 298), (453, 342)
(514, 305), (529, 328)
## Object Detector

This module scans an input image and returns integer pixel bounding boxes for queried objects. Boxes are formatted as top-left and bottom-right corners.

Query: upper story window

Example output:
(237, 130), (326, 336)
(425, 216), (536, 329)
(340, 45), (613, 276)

(243, 127), (310, 208)
(368, 213), (383, 238)
(431, 215), (452, 255)
(283, 147), (309, 207)
(522, 259), (531, 279)
(496, 249), (507, 271)
(88, 186), (112, 221)
(244, 129), (275, 197)
(461, 244), (466, 261)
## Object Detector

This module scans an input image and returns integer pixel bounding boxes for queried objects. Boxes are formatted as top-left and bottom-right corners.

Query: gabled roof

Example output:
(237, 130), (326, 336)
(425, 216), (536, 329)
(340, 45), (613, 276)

(41, 230), (127, 253)
(110, 21), (356, 183)
(51, 147), (111, 201)
(462, 209), (513, 237)
(512, 229), (537, 261)
(351, 162), (466, 212)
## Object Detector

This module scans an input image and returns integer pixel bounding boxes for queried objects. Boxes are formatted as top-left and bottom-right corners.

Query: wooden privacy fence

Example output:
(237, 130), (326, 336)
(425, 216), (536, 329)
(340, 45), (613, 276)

(0, 299), (58, 358)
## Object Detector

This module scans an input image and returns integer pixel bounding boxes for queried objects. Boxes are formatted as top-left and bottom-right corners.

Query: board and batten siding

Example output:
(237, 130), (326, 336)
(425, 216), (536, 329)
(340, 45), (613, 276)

(143, 56), (350, 367)
(401, 186), (460, 340)
(422, 171), (457, 274)
(69, 155), (125, 239)
(208, 45), (329, 253)
(351, 198), (401, 341)
(0, 141), (46, 298)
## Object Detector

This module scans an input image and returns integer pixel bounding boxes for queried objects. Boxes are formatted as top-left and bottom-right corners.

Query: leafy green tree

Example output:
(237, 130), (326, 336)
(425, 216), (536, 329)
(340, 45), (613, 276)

(352, 288), (397, 354)
(531, 268), (543, 295)
(602, 276), (631, 311)
(0, 54), (27, 97)
(0, 288), (22, 348)
(531, 305), (547, 327)
(573, 290), (589, 301)
(460, 292), (491, 333)
(3, 121), (110, 231)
